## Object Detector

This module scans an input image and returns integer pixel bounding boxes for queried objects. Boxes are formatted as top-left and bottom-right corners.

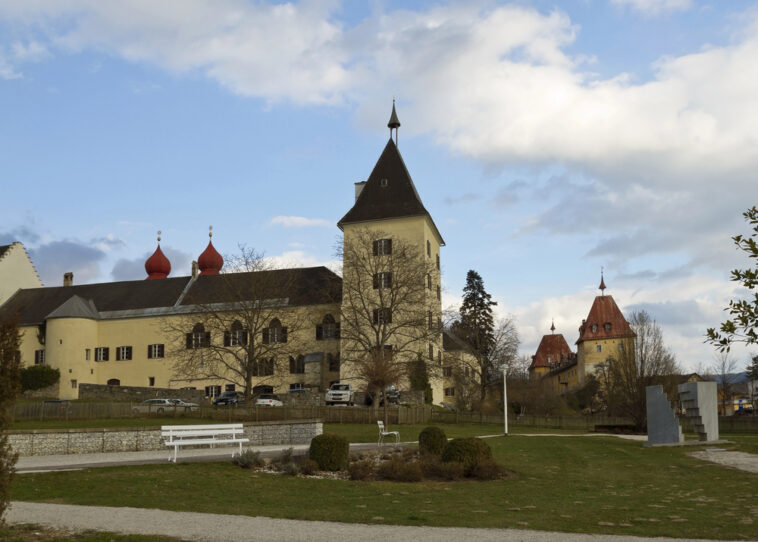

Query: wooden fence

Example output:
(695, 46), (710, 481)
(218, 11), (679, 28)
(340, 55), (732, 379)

(11, 401), (758, 433)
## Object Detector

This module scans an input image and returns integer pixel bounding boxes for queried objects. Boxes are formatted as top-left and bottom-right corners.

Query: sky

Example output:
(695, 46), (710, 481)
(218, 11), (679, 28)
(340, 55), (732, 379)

(1, 0), (757, 372)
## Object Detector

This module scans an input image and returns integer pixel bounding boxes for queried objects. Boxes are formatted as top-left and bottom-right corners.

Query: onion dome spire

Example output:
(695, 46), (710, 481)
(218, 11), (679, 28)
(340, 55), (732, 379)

(599, 267), (606, 295)
(145, 230), (171, 280)
(198, 226), (223, 276)
(387, 99), (400, 146)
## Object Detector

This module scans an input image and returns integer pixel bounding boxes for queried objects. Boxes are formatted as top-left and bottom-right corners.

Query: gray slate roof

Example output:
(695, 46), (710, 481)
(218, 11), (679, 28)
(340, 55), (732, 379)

(0, 266), (342, 325)
(46, 295), (101, 320)
(338, 139), (445, 244)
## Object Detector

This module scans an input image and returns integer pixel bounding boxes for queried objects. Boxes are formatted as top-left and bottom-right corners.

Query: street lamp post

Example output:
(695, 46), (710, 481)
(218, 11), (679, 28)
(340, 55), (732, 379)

(501, 364), (508, 436)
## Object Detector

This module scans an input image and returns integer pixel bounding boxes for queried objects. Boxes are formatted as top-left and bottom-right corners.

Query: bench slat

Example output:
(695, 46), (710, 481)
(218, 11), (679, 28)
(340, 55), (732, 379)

(165, 438), (249, 447)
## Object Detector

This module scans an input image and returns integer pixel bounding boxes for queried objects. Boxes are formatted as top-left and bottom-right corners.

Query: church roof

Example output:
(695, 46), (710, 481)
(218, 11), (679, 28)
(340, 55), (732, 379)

(46, 295), (101, 320)
(530, 333), (573, 371)
(576, 295), (635, 345)
(338, 138), (445, 244)
(0, 266), (342, 325)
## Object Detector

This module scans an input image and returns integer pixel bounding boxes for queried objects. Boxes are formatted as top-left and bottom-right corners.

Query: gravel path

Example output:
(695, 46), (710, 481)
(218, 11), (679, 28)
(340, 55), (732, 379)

(6, 502), (744, 542)
(689, 448), (758, 473)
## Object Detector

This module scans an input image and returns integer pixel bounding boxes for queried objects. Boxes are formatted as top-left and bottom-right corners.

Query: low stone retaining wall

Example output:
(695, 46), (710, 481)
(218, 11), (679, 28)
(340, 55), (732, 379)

(78, 383), (206, 403)
(8, 420), (322, 456)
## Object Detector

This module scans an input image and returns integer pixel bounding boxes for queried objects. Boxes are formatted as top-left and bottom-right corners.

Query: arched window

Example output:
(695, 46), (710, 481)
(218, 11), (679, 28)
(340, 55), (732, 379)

(289, 355), (305, 374)
(225, 320), (248, 347)
(263, 318), (287, 344)
(107, 378), (120, 386)
(254, 358), (275, 376)
(186, 323), (210, 349)
(317, 314), (339, 340)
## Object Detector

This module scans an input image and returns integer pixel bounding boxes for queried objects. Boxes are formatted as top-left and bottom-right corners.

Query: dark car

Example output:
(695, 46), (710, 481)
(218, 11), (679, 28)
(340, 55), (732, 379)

(213, 391), (245, 406)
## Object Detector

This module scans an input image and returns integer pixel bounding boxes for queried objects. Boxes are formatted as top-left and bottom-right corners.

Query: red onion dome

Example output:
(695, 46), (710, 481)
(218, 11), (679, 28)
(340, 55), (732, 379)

(145, 244), (171, 280)
(198, 240), (223, 275)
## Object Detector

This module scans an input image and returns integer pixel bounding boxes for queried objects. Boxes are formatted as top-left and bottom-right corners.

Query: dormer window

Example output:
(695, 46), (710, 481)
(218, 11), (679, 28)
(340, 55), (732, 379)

(604, 322), (611, 332)
(591, 324), (598, 333)
(380, 178), (388, 187)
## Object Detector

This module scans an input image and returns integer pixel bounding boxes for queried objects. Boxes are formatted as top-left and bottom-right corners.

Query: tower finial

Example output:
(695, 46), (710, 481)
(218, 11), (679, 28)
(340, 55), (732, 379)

(157, 230), (162, 244)
(550, 319), (555, 334)
(599, 266), (606, 295)
(209, 225), (213, 239)
(387, 99), (400, 146)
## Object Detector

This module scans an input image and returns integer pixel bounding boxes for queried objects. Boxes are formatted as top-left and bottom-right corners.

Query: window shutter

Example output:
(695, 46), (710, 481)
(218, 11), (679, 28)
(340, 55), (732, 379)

(224, 331), (230, 347)
(316, 325), (323, 340)
(116, 348), (121, 361)
(289, 357), (295, 373)
(335, 322), (340, 339)
(373, 309), (379, 324)
(387, 239), (392, 254)
(373, 240), (378, 255)
(281, 327), (288, 343)
(147, 345), (152, 358)
(387, 273), (392, 288)
(204, 332), (211, 346)
(186, 333), (192, 349)
(242, 331), (248, 346)
(262, 329), (269, 344)
(386, 309), (392, 324)
(104, 348), (109, 361)
(373, 274), (379, 289)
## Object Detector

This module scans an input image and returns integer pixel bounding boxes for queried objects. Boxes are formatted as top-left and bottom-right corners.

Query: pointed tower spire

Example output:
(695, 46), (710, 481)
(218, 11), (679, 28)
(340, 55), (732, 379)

(599, 267), (606, 296)
(387, 99), (400, 146)
(550, 319), (555, 334)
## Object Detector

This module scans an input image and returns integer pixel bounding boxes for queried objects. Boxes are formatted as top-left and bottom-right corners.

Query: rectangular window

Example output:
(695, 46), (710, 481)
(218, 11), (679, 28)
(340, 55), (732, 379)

(427, 239), (431, 257)
(428, 311), (434, 330)
(148, 344), (165, 359)
(444, 387), (455, 397)
(148, 377), (155, 387)
(373, 238), (392, 256)
(224, 329), (248, 347)
(34, 349), (45, 365)
(71, 379), (77, 389)
(205, 385), (222, 398)
(318, 321), (338, 340)
(373, 272), (392, 289)
(436, 254), (440, 270)
(372, 308), (392, 324)
(225, 384), (236, 391)
(116, 346), (132, 361)
(436, 285), (441, 300)
(429, 344), (434, 361)
(186, 331), (211, 349)
(95, 347), (109, 362)
(290, 382), (305, 390)
(596, 344), (602, 353)
(85, 348), (91, 361)
(427, 274), (432, 289)
(443, 367), (452, 377)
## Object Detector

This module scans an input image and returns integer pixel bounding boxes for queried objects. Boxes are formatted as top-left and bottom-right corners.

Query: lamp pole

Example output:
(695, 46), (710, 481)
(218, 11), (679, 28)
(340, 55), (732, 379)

(501, 364), (508, 435)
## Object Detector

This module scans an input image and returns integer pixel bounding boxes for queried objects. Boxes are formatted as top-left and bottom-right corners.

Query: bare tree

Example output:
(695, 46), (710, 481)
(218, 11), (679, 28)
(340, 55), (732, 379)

(166, 247), (314, 402)
(597, 310), (679, 430)
(338, 228), (441, 403)
(0, 316), (21, 523)
(710, 351), (739, 415)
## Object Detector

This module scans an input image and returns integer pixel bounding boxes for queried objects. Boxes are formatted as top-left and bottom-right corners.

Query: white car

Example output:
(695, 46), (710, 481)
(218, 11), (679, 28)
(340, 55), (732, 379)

(255, 394), (283, 407)
(169, 399), (200, 411)
(132, 398), (199, 414)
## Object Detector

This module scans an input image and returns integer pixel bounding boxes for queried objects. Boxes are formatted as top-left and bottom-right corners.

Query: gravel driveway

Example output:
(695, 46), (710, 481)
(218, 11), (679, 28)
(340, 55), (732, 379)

(6, 502), (744, 542)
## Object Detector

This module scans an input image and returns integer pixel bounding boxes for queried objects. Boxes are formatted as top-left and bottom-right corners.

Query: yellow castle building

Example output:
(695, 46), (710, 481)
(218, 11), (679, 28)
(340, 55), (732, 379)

(529, 275), (636, 393)
(0, 104), (446, 403)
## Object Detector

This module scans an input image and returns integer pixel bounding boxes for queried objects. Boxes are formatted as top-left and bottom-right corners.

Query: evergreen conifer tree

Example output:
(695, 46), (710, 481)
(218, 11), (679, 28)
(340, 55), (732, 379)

(747, 355), (758, 381)
(0, 316), (21, 524)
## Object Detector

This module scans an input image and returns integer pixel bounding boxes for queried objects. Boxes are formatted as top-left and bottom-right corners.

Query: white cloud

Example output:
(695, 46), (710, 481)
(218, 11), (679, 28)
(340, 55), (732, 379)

(0, 48), (21, 79)
(611, 0), (693, 15)
(11, 40), (49, 61)
(263, 249), (339, 272)
(269, 216), (332, 228)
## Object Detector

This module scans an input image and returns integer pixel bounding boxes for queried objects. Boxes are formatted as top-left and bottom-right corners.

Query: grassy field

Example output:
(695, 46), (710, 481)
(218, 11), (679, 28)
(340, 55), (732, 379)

(11, 433), (758, 539)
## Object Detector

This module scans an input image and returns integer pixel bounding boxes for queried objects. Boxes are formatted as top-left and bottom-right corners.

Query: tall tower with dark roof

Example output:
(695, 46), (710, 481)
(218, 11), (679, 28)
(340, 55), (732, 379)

(337, 103), (445, 403)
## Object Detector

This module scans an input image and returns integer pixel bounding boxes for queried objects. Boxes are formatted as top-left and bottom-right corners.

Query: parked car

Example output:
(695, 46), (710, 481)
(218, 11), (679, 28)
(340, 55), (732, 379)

(132, 398), (176, 414)
(169, 399), (199, 411)
(255, 393), (283, 407)
(325, 382), (354, 406)
(213, 391), (245, 407)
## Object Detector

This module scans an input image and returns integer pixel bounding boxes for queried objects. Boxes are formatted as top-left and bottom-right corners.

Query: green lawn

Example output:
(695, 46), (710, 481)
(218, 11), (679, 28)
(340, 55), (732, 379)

(12, 434), (758, 539)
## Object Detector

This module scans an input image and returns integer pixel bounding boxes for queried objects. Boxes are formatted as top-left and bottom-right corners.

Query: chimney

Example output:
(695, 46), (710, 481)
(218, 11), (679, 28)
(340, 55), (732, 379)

(191, 260), (199, 279)
(354, 181), (367, 202)
(63, 272), (73, 286)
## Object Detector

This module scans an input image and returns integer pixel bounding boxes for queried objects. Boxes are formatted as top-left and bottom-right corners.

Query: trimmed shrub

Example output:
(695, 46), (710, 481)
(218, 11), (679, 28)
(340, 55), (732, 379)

(20, 365), (59, 392)
(418, 426), (447, 456)
(309, 433), (349, 471)
(348, 459), (375, 481)
(469, 458), (505, 481)
(419, 455), (464, 481)
(232, 449), (264, 469)
(377, 455), (423, 482)
(441, 437), (493, 475)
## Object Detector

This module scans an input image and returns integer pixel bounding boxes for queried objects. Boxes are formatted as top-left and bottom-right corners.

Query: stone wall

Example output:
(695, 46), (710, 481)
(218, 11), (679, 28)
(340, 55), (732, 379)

(21, 381), (60, 399)
(78, 383), (206, 403)
(8, 420), (322, 456)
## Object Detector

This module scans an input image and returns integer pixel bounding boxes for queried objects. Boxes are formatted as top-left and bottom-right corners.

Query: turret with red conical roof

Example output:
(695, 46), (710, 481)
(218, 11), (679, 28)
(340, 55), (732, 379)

(145, 231), (171, 280)
(198, 226), (223, 275)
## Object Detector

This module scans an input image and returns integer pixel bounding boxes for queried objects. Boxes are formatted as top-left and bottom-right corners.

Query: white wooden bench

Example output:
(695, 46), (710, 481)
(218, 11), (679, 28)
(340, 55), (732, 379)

(161, 424), (249, 463)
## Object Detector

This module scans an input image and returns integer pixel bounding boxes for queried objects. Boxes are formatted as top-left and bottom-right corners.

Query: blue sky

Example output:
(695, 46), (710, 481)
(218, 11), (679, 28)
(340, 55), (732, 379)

(2, 0), (757, 371)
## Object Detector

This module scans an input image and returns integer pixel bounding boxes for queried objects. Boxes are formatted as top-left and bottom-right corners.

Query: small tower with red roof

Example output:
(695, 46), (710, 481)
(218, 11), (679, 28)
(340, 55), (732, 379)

(198, 226), (223, 276)
(144, 231), (171, 280)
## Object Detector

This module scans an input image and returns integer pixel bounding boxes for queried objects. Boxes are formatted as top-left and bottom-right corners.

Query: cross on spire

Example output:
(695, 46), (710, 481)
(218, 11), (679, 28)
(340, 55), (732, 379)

(387, 99), (400, 146)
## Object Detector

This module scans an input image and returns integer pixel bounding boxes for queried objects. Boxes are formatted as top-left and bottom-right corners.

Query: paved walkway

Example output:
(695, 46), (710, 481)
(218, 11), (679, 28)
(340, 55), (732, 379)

(6, 502), (746, 542)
